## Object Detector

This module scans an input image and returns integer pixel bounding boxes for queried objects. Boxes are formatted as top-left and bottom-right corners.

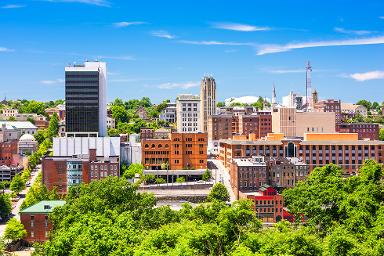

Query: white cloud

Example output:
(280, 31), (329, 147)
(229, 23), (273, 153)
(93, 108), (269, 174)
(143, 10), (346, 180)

(113, 21), (146, 28)
(212, 22), (270, 32)
(0, 47), (14, 52)
(40, 79), (64, 85)
(179, 40), (253, 46)
(45, 0), (110, 7)
(1, 4), (26, 9)
(334, 27), (375, 36)
(379, 16), (384, 19)
(257, 36), (384, 55)
(151, 30), (175, 39)
(348, 70), (384, 81)
(157, 81), (199, 90)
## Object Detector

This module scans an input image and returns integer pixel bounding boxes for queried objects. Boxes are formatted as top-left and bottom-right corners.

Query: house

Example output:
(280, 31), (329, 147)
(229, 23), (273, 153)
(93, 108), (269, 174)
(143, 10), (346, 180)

(20, 200), (66, 243)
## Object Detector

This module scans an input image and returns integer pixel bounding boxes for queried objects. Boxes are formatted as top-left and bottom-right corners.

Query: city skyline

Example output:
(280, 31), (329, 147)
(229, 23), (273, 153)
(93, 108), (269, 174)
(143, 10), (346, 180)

(0, 0), (384, 103)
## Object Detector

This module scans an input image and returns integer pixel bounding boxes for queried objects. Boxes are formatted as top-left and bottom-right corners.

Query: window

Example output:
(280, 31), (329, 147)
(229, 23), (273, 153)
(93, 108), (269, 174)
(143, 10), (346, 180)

(31, 231), (35, 238)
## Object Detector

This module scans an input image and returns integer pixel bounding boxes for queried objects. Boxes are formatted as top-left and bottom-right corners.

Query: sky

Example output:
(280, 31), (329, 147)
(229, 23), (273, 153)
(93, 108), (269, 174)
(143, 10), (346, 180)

(0, 0), (383, 104)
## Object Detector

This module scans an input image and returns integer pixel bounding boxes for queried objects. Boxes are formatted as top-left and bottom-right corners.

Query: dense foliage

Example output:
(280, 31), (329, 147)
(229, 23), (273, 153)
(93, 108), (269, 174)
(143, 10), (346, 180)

(21, 172), (59, 210)
(108, 97), (170, 136)
(0, 194), (12, 220)
(33, 161), (384, 256)
(3, 218), (27, 242)
(0, 99), (64, 116)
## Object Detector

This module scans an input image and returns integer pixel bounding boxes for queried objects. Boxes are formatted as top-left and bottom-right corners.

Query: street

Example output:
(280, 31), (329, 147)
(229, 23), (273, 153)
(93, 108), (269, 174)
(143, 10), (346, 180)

(208, 159), (236, 202)
(0, 166), (41, 237)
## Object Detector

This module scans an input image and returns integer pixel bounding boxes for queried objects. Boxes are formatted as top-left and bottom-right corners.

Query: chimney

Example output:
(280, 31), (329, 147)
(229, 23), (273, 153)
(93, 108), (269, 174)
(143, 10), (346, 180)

(89, 148), (96, 161)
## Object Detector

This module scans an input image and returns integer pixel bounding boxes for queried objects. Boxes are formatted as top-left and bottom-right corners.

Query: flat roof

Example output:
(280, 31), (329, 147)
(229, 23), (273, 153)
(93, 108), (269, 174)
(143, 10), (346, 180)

(219, 139), (384, 146)
(20, 200), (65, 214)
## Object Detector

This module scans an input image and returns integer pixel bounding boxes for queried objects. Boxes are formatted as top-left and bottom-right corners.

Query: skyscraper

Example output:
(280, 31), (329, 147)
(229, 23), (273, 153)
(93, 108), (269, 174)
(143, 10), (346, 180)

(65, 61), (107, 137)
(200, 76), (216, 133)
(176, 94), (201, 133)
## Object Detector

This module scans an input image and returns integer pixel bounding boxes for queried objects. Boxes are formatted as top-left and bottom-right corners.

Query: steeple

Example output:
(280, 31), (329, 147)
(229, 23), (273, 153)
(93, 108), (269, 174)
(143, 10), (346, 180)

(271, 83), (277, 110)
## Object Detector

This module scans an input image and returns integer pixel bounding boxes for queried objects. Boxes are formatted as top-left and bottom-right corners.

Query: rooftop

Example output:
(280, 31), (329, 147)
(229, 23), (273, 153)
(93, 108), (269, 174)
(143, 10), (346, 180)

(0, 121), (37, 129)
(20, 200), (65, 214)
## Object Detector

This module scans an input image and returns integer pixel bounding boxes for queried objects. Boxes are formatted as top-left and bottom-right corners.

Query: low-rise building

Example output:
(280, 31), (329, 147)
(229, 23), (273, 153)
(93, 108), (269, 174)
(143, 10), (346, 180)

(20, 200), (66, 243)
(142, 132), (207, 170)
(220, 133), (384, 175)
(240, 185), (285, 223)
(0, 121), (37, 137)
(341, 103), (368, 119)
(18, 134), (38, 156)
(314, 99), (342, 124)
(0, 165), (22, 181)
(336, 123), (379, 140)
(159, 102), (177, 123)
(121, 134), (142, 165)
(107, 117), (116, 129)
(45, 104), (65, 121)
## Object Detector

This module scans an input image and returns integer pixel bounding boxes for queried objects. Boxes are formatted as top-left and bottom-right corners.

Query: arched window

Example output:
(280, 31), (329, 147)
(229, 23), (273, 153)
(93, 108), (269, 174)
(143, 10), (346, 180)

(158, 144), (162, 148)
(151, 144), (155, 148)
(145, 144), (149, 148)
(164, 144), (169, 148)
(286, 142), (296, 157)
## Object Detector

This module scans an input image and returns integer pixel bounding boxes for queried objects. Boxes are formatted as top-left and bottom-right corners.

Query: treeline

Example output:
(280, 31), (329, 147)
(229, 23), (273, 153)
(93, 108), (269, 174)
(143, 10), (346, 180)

(0, 99), (64, 116)
(30, 160), (384, 256)
(108, 97), (170, 136)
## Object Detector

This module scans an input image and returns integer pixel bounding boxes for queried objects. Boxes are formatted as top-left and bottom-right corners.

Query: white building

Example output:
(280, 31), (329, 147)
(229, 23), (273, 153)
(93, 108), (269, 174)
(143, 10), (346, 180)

(282, 91), (304, 110)
(0, 108), (18, 118)
(18, 134), (38, 156)
(120, 134), (142, 165)
(53, 137), (120, 158)
(0, 121), (37, 142)
(176, 94), (201, 133)
(159, 102), (177, 123)
(107, 117), (116, 129)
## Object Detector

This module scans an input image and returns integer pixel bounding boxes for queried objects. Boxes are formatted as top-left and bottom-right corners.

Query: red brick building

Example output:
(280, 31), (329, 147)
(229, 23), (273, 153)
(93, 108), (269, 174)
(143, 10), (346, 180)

(42, 148), (119, 195)
(142, 132), (207, 170)
(241, 185), (285, 223)
(336, 123), (379, 140)
(20, 200), (65, 243)
(0, 140), (18, 166)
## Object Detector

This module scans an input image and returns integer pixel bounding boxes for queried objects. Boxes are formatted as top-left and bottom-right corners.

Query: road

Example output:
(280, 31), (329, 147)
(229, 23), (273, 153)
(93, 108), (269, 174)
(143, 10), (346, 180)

(0, 166), (41, 237)
(208, 159), (236, 202)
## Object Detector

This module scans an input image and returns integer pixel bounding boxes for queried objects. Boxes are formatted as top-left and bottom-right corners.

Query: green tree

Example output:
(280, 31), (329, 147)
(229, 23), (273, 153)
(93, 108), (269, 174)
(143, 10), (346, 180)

(176, 177), (185, 183)
(0, 194), (12, 220)
(356, 99), (372, 111)
(207, 183), (230, 202)
(47, 113), (59, 138)
(3, 218), (27, 242)
(111, 105), (128, 123)
(122, 163), (144, 179)
(216, 102), (225, 107)
(202, 169), (211, 181)
(10, 174), (25, 194)
(379, 128), (384, 141)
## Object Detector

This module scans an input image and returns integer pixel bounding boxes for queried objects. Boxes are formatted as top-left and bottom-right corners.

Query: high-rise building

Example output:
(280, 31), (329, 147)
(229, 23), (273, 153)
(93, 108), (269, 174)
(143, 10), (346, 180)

(65, 61), (107, 137)
(200, 76), (216, 133)
(176, 94), (201, 133)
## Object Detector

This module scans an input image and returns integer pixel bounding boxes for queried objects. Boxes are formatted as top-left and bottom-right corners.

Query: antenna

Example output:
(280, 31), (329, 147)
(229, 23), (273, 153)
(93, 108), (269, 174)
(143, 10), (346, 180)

(305, 61), (312, 110)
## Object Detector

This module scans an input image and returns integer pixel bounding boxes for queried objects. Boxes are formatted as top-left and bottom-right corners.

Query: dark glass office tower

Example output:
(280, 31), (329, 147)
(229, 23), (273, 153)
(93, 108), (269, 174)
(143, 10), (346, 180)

(65, 61), (107, 137)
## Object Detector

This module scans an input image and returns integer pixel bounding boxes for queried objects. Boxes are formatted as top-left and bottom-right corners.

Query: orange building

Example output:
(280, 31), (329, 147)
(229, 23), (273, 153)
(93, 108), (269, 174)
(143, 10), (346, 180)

(142, 132), (207, 170)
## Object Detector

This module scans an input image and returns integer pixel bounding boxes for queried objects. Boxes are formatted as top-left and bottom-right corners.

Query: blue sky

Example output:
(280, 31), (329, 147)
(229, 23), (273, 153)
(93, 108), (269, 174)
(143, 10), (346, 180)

(0, 0), (383, 104)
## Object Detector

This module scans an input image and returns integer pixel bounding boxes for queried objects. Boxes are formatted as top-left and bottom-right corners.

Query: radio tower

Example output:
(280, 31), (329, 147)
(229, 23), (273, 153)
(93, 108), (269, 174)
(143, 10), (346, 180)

(305, 61), (312, 111)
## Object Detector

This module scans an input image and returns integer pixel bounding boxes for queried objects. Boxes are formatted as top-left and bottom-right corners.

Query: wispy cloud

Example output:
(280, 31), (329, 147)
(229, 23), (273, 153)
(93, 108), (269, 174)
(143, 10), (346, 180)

(151, 30), (175, 39)
(212, 22), (270, 32)
(45, 0), (110, 7)
(113, 21), (146, 28)
(157, 81), (199, 90)
(1, 4), (26, 9)
(0, 47), (14, 52)
(98, 55), (135, 61)
(257, 36), (384, 55)
(179, 40), (253, 46)
(40, 79), (64, 85)
(334, 27), (376, 36)
(379, 16), (384, 20)
(347, 70), (384, 81)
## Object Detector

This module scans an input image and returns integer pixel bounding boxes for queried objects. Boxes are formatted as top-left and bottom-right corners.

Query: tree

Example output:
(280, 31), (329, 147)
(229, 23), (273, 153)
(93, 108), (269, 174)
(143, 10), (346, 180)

(202, 169), (211, 181)
(122, 163), (144, 179)
(0, 194), (11, 220)
(176, 177), (185, 183)
(216, 102), (225, 107)
(207, 183), (230, 202)
(356, 99), (372, 111)
(3, 218), (27, 242)
(47, 113), (59, 138)
(10, 174), (25, 194)
(379, 128), (384, 141)
(111, 105), (128, 123)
